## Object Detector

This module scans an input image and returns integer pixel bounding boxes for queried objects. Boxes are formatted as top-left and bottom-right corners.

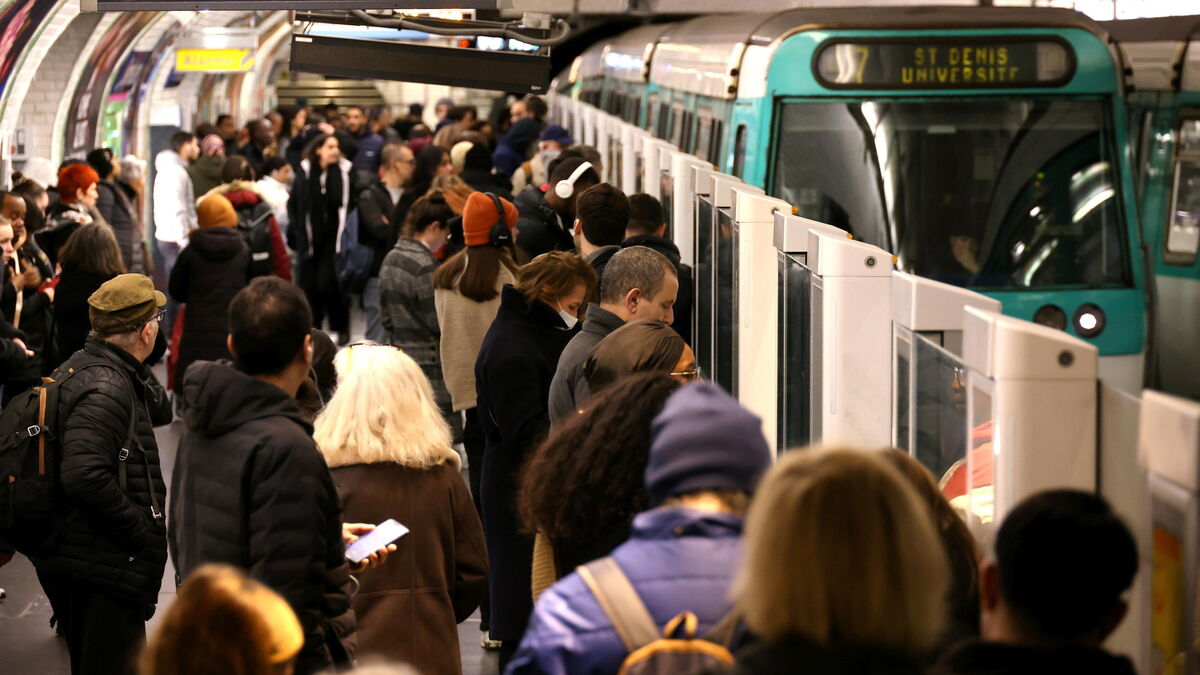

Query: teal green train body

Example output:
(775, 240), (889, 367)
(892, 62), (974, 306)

(562, 7), (1166, 391)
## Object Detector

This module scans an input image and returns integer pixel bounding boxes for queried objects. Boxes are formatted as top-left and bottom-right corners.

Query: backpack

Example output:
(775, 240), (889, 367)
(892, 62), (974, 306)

(578, 557), (739, 675)
(236, 201), (276, 279)
(336, 209), (373, 294)
(0, 363), (161, 555)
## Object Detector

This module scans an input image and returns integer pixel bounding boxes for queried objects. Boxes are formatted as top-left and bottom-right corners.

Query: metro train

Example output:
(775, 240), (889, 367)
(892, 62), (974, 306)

(557, 7), (1182, 394)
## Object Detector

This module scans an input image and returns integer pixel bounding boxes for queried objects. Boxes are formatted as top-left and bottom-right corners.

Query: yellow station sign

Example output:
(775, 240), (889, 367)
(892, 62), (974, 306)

(176, 48), (255, 73)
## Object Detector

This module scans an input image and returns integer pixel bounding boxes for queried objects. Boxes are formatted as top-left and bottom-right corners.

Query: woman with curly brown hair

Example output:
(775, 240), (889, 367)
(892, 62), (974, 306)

(520, 372), (682, 598)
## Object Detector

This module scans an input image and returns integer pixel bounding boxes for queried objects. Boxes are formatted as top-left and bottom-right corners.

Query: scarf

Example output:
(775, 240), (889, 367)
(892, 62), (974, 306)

(308, 161), (343, 249)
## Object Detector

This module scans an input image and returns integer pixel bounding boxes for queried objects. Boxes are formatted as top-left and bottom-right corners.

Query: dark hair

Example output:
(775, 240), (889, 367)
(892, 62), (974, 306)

(995, 490), (1137, 641)
(170, 131), (196, 154)
(577, 183), (630, 247)
(411, 145), (448, 197)
(549, 146), (602, 179)
(881, 449), (980, 644)
(525, 96), (548, 120)
(216, 114), (233, 126)
(520, 373), (681, 549)
(221, 155), (255, 183)
(408, 102), (424, 117)
(195, 122), (218, 140)
(10, 179), (47, 233)
(627, 193), (664, 236)
(447, 105), (476, 122)
(59, 224), (126, 277)
(86, 148), (115, 179)
(346, 104), (365, 115)
(261, 156), (289, 176)
(301, 133), (337, 166)
(402, 192), (454, 238)
(547, 156), (600, 190)
(433, 244), (518, 302)
(583, 320), (686, 391)
(229, 277), (313, 376)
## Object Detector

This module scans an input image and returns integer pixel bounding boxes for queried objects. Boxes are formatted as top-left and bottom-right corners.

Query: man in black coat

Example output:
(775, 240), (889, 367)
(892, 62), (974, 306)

(623, 193), (695, 345)
(357, 142), (415, 343)
(513, 157), (599, 263)
(33, 273), (171, 675)
(169, 277), (391, 675)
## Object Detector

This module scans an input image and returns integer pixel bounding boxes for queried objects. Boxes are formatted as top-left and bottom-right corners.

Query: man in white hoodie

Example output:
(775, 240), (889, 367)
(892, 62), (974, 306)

(153, 131), (199, 333)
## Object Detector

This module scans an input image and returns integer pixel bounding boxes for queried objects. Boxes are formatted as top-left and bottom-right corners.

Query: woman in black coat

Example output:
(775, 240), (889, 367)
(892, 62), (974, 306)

(473, 250), (596, 665)
(287, 133), (356, 343)
(53, 224), (126, 361)
(168, 193), (250, 389)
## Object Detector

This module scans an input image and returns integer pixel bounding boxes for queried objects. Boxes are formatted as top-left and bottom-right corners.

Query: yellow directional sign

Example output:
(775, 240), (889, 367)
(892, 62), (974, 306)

(176, 48), (255, 73)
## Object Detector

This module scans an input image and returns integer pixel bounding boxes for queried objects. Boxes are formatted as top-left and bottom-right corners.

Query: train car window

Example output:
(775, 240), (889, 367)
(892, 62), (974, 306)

(670, 105), (685, 147)
(682, 111), (695, 152)
(1134, 110), (1154, 200)
(695, 115), (714, 162)
(771, 99), (1131, 289)
(1165, 117), (1200, 265)
(647, 94), (660, 133)
(710, 120), (725, 167)
(732, 124), (747, 179)
(658, 103), (671, 140)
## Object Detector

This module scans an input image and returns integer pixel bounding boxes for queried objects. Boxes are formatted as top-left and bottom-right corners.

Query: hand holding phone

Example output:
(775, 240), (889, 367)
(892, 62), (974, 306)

(344, 519), (409, 565)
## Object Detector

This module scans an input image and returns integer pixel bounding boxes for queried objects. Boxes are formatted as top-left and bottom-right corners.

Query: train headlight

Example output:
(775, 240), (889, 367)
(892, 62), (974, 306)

(1032, 304), (1067, 331)
(1072, 303), (1105, 339)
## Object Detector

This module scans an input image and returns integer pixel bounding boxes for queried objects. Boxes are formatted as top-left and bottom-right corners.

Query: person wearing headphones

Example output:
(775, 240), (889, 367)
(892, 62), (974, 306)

(512, 157), (600, 263)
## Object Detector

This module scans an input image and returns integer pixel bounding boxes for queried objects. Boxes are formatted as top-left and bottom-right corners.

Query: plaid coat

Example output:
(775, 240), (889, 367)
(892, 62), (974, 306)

(379, 237), (449, 408)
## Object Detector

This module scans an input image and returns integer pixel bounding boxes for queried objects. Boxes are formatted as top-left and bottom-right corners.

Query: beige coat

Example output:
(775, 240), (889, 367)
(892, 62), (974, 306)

(434, 266), (516, 412)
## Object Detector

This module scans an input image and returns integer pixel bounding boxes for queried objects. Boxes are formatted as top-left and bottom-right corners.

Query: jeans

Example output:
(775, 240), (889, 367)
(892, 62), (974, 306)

(363, 277), (385, 343)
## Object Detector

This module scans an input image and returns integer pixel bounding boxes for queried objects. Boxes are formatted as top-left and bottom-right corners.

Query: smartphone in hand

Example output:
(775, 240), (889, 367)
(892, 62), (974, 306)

(345, 519), (409, 564)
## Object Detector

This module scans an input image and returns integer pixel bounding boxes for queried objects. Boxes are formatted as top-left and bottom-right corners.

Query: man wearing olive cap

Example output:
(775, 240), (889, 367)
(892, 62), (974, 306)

(33, 273), (172, 674)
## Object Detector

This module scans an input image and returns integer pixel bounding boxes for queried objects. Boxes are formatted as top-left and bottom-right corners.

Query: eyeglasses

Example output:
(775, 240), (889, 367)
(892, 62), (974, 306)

(153, 307), (167, 323)
(670, 367), (701, 381)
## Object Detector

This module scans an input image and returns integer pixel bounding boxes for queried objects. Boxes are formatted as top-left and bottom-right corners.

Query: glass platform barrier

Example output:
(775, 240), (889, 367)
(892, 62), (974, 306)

(619, 124), (645, 196)
(730, 189), (792, 452)
(691, 166), (725, 376)
(958, 306), (1099, 543)
(595, 112), (614, 183)
(711, 175), (753, 395)
(1141, 390), (1200, 675)
(774, 212), (849, 451)
(668, 150), (709, 266)
(891, 272), (1000, 478)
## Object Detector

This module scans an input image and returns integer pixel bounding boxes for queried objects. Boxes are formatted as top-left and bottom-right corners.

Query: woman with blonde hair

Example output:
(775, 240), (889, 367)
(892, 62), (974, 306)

(313, 344), (487, 674)
(731, 447), (950, 675)
(140, 564), (303, 675)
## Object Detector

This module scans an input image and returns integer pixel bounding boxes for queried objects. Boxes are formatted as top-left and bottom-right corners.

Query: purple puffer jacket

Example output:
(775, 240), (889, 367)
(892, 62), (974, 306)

(505, 507), (744, 675)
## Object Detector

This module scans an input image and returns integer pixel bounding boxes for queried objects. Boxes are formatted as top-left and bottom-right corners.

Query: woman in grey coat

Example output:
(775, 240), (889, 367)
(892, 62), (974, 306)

(379, 191), (453, 418)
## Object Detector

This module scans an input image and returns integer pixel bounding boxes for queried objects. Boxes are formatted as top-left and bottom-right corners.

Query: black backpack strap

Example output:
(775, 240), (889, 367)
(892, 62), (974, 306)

(109, 366), (163, 522)
(577, 557), (661, 653)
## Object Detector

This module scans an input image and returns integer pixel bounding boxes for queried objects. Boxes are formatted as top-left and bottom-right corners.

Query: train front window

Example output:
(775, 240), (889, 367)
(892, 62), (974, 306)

(772, 99), (1130, 289)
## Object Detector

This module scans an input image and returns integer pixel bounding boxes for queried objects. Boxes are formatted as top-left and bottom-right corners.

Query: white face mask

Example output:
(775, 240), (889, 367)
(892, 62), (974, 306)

(556, 299), (578, 330)
(538, 148), (561, 167)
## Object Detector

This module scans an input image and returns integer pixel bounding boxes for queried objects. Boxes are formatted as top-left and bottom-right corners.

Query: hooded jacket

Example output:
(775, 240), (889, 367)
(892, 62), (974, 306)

(34, 338), (171, 607)
(170, 361), (354, 674)
(200, 181), (292, 280)
(513, 186), (573, 262)
(622, 234), (694, 345)
(505, 508), (745, 675)
(96, 178), (144, 273)
(934, 640), (1138, 675)
(155, 149), (198, 244)
(168, 227), (249, 387)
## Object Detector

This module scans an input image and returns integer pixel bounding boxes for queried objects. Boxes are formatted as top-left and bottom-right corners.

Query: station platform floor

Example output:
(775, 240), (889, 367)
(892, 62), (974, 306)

(0, 335), (502, 674)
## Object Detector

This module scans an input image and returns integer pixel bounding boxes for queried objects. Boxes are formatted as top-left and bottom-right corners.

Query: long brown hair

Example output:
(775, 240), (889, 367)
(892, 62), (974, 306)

(513, 250), (596, 306)
(433, 244), (518, 302)
(59, 224), (126, 277)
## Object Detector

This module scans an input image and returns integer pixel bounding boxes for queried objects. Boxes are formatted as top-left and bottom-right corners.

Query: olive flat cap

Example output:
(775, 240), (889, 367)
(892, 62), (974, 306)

(88, 273), (166, 334)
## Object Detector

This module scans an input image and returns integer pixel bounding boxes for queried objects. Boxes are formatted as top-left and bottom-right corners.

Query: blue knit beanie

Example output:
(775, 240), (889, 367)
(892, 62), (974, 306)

(645, 382), (772, 506)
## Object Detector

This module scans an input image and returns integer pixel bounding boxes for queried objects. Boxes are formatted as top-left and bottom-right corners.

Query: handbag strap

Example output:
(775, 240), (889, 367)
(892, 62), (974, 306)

(577, 557), (662, 652)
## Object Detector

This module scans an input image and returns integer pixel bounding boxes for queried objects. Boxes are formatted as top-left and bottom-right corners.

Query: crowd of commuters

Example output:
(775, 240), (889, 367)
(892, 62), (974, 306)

(0, 93), (1143, 675)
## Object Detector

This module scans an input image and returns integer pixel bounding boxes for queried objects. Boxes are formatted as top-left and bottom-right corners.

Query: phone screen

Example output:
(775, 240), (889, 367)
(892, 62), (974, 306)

(345, 519), (409, 563)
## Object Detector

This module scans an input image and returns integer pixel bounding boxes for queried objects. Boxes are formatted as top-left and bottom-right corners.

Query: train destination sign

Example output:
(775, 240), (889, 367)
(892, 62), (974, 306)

(814, 38), (1074, 90)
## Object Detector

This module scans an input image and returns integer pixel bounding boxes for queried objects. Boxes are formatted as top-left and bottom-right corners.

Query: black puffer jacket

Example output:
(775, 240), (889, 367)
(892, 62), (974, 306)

(33, 338), (171, 607)
(622, 234), (695, 345)
(170, 360), (354, 674)
(96, 179), (142, 273)
(168, 227), (249, 387)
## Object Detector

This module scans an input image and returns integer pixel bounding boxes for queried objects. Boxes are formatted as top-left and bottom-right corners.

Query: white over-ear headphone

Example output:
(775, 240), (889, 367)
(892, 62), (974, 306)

(554, 161), (594, 200)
